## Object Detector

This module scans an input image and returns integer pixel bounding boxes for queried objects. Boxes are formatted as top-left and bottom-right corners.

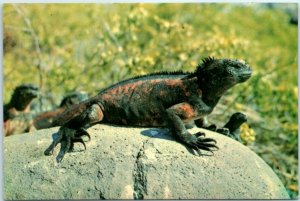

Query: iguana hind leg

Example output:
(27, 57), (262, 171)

(44, 104), (103, 162)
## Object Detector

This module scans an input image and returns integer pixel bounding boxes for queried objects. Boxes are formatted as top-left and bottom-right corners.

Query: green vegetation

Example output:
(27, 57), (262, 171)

(3, 3), (298, 198)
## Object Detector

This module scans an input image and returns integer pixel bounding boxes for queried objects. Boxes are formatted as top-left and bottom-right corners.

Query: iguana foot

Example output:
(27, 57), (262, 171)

(206, 124), (217, 131)
(183, 132), (218, 156)
(44, 126), (91, 162)
(216, 128), (230, 135)
(216, 128), (242, 142)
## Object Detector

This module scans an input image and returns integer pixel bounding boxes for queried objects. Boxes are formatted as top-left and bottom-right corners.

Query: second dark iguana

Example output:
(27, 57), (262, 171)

(216, 112), (248, 142)
(44, 57), (252, 162)
(4, 84), (39, 136)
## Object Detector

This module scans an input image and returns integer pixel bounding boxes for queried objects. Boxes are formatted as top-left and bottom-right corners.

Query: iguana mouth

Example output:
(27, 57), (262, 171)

(235, 113), (247, 122)
(240, 114), (247, 122)
(239, 69), (252, 82)
(25, 89), (39, 98)
(22, 84), (39, 98)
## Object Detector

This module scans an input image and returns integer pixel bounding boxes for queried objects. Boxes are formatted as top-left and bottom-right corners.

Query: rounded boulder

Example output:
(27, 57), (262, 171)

(4, 124), (289, 199)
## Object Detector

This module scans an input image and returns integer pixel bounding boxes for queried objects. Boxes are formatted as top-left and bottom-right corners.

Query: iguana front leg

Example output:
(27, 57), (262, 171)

(44, 104), (103, 162)
(166, 101), (218, 155)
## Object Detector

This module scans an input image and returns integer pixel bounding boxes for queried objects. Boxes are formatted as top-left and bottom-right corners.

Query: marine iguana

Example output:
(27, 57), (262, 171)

(44, 57), (252, 162)
(216, 112), (248, 142)
(4, 84), (39, 136)
(33, 91), (88, 129)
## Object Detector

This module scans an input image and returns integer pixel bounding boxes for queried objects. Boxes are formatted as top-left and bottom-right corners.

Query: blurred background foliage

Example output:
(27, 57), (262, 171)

(3, 3), (298, 198)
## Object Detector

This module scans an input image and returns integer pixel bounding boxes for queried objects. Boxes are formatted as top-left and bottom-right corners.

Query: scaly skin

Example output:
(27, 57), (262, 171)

(4, 84), (39, 136)
(44, 57), (252, 162)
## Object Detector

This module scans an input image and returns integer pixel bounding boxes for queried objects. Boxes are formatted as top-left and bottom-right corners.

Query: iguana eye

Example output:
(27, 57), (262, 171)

(234, 64), (242, 69)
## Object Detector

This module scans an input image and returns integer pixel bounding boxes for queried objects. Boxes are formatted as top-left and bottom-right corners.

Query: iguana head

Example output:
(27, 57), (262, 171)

(10, 84), (39, 111)
(59, 91), (88, 108)
(227, 112), (248, 131)
(195, 57), (252, 96)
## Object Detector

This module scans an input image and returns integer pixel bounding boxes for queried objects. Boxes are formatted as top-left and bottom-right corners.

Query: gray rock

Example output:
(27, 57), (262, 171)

(4, 124), (289, 199)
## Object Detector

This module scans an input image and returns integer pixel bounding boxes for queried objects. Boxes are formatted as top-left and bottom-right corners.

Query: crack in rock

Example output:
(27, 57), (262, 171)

(133, 140), (150, 199)
(94, 185), (105, 199)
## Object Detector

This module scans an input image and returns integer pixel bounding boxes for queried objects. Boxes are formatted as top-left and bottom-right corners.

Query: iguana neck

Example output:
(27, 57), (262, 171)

(202, 94), (222, 108)
(199, 80), (231, 107)
(224, 120), (241, 131)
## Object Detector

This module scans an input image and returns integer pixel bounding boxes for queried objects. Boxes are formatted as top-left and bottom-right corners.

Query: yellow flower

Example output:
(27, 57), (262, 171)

(234, 103), (244, 110)
(293, 86), (298, 98)
(283, 123), (298, 132)
(179, 53), (188, 61)
(162, 21), (171, 29)
(101, 52), (107, 58)
(189, 61), (197, 67)
(111, 26), (120, 34)
(240, 123), (256, 144)
(115, 59), (125, 67)
(144, 56), (155, 66)
(118, 46), (123, 52)
(276, 84), (286, 91)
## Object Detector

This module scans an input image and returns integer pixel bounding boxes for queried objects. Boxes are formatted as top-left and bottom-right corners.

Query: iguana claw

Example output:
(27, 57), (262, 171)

(184, 133), (219, 156)
(44, 126), (90, 162)
(78, 128), (91, 141)
(195, 131), (206, 137)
